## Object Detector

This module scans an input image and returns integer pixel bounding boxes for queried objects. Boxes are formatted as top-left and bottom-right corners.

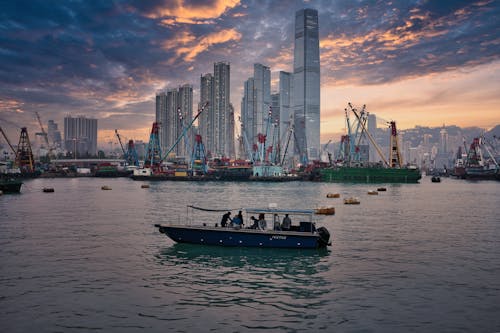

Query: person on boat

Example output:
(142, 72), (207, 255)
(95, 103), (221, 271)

(257, 213), (267, 230)
(232, 211), (243, 229)
(249, 216), (259, 229)
(221, 212), (232, 227)
(281, 214), (291, 231)
(273, 214), (281, 231)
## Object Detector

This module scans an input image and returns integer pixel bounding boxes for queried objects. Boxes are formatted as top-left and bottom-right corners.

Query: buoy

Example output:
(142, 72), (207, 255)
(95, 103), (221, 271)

(43, 188), (55, 193)
(101, 186), (112, 190)
(141, 184), (150, 188)
(377, 187), (387, 191)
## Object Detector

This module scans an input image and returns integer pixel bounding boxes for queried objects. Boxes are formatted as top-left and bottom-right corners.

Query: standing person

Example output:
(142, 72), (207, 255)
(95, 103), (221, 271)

(257, 213), (267, 230)
(281, 214), (291, 231)
(220, 211), (232, 227)
(273, 214), (281, 230)
(232, 211), (243, 229)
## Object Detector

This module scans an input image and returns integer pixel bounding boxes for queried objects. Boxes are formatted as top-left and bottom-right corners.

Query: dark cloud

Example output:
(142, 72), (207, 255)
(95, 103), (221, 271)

(0, 0), (498, 142)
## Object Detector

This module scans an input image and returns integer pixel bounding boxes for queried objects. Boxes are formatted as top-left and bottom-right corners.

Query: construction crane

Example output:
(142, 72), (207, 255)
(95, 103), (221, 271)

(0, 126), (17, 156)
(35, 112), (55, 159)
(114, 129), (127, 157)
(161, 102), (208, 162)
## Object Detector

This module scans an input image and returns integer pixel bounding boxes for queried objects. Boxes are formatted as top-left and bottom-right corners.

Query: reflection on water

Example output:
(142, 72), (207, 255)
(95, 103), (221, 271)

(151, 243), (333, 327)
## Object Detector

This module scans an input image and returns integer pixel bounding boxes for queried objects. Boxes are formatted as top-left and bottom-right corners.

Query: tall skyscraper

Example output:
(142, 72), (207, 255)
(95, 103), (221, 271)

(279, 71), (293, 163)
(155, 84), (193, 158)
(253, 63), (271, 139)
(213, 61), (233, 157)
(241, 77), (256, 159)
(199, 73), (214, 154)
(64, 116), (98, 157)
(293, 8), (320, 162)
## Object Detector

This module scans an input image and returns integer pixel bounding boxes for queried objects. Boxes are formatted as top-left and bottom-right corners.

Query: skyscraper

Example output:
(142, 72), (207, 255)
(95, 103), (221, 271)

(253, 63), (271, 139)
(241, 77), (256, 159)
(64, 116), (98, 157)
(213, 61), (233, 157)
(279, 71), (293, 164)
(155, 85), (193, 158)
(293, 8), (320, 162)
(199, 73), (214, 154)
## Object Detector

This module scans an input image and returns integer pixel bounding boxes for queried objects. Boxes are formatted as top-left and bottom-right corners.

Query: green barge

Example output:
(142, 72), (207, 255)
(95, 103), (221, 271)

(319, 166), (422, 183)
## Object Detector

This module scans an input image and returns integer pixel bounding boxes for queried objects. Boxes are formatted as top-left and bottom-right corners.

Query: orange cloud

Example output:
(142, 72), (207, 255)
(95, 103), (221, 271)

(162, 28), (242, 62)
(147, 0), (240, 25)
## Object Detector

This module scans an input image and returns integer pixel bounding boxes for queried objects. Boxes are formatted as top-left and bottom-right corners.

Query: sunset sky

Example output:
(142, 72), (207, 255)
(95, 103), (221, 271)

(0, 0), (499, 146)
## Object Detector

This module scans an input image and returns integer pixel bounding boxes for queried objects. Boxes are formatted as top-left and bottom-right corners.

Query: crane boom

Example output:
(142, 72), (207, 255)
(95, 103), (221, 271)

(0, 126), (16, 154)
(114, 129), (126, 155)
(161, 102), (208, 162)
(35, 112), (50, 147)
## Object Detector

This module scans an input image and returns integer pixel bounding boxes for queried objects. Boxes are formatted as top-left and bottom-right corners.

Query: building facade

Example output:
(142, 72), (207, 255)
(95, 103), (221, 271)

(155, 85), (193, 159)
(64, 116), (98, 157)
(293, 8), (320, 162)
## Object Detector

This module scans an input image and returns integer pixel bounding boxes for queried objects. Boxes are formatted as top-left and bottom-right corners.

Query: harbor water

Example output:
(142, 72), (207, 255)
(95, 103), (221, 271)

(1, 177), (499, 332)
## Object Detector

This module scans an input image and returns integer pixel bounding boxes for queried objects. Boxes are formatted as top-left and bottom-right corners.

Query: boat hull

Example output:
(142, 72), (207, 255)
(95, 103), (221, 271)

(0, 179), (23, 193)
(156, 225), (327, 249)
(319, 166), (421, 183)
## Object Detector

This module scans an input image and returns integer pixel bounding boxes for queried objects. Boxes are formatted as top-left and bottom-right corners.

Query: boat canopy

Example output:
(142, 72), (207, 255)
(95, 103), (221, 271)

(244, 208), (315, 216)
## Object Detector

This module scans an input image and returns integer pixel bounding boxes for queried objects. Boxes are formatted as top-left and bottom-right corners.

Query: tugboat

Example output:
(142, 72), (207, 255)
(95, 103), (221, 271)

(0, 177), (23, 194)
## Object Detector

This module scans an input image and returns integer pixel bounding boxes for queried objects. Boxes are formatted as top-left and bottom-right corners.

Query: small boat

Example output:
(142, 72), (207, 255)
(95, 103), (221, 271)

(315, 207), (335, 215)
(344, 197), (360, 205)
(431, 176), (441, 183)
(42, 187), (55, 193)
(141, 184), (150, 188)
(0, 177), (23, 194)
(377, 187), (387, 191)
(154, 206), (332, 249)
(326, 193), (340, 198)
(367, 190), (378, 195)
(101, 185), (112, 190)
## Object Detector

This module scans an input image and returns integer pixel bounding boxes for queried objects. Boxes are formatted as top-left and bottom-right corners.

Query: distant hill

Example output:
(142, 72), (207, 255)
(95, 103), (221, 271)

(486, 125), (500, 139)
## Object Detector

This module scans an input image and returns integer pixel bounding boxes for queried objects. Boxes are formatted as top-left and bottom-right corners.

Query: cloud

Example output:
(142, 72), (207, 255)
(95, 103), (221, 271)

(145, 0), (241, 24)
(162, 28), (242, 62)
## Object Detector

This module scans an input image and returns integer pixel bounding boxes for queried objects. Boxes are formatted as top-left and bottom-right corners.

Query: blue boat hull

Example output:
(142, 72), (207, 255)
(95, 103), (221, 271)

(156, 225), (328, 249)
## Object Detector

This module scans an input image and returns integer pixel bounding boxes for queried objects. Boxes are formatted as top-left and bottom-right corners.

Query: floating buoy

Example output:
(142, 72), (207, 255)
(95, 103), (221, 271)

(101, 186), (112, 190)
(367, 190), (378, 195)
(377, 187), (387, 192)
(326, 193), (340, 198)
(43, 187), (55, 193)
(141, 184), (150, 188)
(344, 197), (360, 205)
(315, 207), (335, 215)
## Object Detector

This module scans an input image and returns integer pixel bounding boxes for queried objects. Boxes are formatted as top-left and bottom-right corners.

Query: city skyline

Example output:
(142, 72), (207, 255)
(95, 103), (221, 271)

(0, 0), (499, 146)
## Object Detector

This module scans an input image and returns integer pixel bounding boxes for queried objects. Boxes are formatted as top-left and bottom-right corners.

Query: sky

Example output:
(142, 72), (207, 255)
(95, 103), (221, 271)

(0, 0), (499, 147)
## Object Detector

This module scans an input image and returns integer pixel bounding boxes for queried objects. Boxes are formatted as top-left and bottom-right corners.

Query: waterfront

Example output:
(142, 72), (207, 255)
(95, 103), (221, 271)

(0, 177), (499, 332)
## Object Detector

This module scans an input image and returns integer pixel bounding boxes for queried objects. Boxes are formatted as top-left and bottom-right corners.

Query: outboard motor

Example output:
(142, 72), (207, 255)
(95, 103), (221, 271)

(317, 227), (331, 246)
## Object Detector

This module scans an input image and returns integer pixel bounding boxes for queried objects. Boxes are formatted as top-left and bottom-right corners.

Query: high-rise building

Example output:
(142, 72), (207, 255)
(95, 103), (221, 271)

(253, 63), (271, 139)
(279, 71), (293, 164)
(213, 61), (233, 157)
(64, 116), (98, 157)
(241, 77), (256, 159)
(47, 120), (62, 147)
(199, 73), (214, 154)
(293, 8), (320, 162)
(155, 85), (193, 158)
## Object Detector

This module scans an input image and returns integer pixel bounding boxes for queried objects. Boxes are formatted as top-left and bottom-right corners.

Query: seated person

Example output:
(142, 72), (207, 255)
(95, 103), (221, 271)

(281, 214), (291, 231)
(232, 211), (243, 229)
(249, 216), (259, 229)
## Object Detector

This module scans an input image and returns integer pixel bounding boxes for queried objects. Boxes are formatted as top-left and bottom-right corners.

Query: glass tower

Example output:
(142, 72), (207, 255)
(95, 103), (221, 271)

(293, 8), (320, 162)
